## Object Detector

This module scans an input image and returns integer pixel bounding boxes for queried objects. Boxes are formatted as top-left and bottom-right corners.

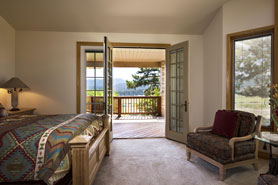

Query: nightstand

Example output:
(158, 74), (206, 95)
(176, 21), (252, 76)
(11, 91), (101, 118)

(7, 108), (36, 116)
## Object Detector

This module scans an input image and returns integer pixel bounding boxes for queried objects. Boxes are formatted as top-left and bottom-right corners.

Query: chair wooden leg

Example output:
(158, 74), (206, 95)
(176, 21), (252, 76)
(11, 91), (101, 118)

(252, 163), (258, 171)
(219, 167), (226, 181)
(186, 149), (191, 161)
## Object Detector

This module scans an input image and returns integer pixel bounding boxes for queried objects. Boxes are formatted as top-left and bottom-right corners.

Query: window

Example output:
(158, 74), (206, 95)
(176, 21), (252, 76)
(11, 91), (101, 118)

(234, 34), (273, 126)
(227, 26), (274, 128)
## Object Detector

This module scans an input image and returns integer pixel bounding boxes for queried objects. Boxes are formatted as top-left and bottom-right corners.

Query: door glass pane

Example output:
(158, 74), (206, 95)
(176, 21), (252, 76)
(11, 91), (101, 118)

(171, 105), (177, 131)
(86, 67), (95, 77)
(95, 53), (103, 63)
(170, 64), (176, 77)
(178, 120), (184, 133)
(86, 79), (95, 90)
(97, 79), (104, 90)
(177, 88), (180, 105)
(179, 77), (184, 92)
(171, 92), (176, 105)
(95, 68), (104, 77)
(178, 49), (184, 63)
(170, 52), (176, 64)
(169, 49), (184, 133)
(171, 78), (176, 91)
(178, 63), (184, 78)
(234, 35), (272, 126)
(171, 118), (177, 132)
(179, 101), (183, 119)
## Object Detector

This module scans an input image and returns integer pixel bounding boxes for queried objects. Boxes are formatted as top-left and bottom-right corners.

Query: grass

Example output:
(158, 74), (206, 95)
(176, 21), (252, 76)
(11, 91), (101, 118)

(235, 94), (269, 109)
(235, 94), (270, 126)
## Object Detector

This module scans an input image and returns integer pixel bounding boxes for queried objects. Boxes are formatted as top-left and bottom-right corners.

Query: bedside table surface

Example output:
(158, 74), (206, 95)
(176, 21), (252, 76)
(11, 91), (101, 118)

(7, 108), (36, 115)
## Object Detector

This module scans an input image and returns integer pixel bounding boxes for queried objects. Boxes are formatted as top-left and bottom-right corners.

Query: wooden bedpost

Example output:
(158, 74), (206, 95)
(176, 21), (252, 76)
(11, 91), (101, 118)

(69, 115), (111, 185)
(69, 135), (92, 185)
(103, 114), (111, 156)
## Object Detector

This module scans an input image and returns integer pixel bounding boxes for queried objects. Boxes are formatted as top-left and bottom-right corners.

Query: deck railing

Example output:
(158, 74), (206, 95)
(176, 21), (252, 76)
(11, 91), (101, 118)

(87, 96), (161, 117)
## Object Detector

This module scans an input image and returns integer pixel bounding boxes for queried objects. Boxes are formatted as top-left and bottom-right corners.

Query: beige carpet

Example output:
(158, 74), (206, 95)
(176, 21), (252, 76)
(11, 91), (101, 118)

(93, 138), (268, 185)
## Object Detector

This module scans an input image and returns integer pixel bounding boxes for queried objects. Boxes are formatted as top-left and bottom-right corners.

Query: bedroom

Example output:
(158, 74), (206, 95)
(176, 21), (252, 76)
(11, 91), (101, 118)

(0, 0), (277, 184)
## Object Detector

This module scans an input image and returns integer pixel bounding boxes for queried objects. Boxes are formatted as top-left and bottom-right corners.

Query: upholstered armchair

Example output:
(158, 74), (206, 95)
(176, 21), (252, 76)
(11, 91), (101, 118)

(186, 110), (262, 181)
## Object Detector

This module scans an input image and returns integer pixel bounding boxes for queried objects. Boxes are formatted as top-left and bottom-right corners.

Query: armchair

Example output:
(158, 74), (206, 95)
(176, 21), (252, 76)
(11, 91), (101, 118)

(186, 110), (262, 181)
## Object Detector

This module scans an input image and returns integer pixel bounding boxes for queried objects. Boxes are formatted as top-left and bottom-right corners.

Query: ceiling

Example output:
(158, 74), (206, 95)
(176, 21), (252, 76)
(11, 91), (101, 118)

(86, 48), (165, 67)
(113, 48), (165, 63)
(0, 0), (229, 34)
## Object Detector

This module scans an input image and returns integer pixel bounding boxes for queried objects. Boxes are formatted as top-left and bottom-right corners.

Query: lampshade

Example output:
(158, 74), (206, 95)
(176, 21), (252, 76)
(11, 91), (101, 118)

(0, 77), (29, 89)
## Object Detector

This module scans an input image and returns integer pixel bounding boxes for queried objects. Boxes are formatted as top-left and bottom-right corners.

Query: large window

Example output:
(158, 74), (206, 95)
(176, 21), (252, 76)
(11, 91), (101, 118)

(233, 34), (273, 126)
(227, 27), (274, 128)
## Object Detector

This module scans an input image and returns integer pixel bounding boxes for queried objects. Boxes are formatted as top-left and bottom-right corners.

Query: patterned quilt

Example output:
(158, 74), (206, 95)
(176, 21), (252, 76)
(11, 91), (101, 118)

(0, 113), (102, 184)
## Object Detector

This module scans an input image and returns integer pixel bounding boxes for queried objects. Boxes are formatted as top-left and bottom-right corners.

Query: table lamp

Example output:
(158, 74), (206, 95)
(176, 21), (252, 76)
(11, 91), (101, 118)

(0, 77), (29, 111)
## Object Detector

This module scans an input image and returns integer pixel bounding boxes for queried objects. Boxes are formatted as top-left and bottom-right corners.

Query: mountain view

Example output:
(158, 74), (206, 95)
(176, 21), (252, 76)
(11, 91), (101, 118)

(87, 78), (147, 96)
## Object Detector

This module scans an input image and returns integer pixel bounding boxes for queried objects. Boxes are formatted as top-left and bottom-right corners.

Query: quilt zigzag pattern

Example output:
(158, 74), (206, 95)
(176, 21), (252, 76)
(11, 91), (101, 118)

(0, 114), (97, 183)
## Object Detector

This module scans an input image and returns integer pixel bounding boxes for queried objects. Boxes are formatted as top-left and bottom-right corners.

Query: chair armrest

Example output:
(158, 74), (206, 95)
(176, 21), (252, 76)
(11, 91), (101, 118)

(194, 126), (213, 133)
(228, 133), (255, 161)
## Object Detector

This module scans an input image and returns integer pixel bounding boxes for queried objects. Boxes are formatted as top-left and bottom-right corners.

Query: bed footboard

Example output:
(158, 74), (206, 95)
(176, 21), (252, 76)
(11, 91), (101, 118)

(69, 114), (110, 185)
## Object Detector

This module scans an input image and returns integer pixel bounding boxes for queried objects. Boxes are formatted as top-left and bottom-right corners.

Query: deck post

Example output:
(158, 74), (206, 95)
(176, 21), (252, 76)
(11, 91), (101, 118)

(90, 96), (94, 113)
(118, 97), (122, 117)
(157, 96), (162, 116)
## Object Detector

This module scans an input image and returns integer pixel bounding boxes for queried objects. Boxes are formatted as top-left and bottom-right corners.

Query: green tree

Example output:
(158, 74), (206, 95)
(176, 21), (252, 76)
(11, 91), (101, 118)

(126, 68), (160, 96)
(235, 36), (271, 98)
(87, 91), (119, 97)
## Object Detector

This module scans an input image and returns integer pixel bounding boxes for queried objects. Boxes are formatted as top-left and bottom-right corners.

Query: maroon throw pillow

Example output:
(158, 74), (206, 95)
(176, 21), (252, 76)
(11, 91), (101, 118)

(212, 110), (238, 138)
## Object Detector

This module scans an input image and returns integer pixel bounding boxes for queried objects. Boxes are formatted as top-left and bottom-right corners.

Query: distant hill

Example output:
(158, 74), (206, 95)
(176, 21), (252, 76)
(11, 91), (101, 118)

(87, 78), (147, 96)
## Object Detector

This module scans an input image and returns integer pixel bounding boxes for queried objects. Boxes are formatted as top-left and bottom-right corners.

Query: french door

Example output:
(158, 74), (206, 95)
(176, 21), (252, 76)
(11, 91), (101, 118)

(166, 41), (189, 143)
(104, 37), (113, 140)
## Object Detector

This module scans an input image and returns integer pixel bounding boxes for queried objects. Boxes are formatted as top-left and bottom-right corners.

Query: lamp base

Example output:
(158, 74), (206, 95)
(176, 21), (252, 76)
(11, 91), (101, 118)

(10, 108), (20, 111)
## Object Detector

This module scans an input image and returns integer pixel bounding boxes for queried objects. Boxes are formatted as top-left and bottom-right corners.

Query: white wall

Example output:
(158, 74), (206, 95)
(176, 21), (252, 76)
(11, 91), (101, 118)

(203, 8), (223, 124)
(221, 0), (274, 107)
(15, 31), (204, 131)
(0, 16), (15, 108)
(203, 0), (274, 123)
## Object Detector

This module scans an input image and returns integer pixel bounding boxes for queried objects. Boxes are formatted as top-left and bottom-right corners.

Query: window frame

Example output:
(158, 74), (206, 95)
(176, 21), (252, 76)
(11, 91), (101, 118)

(226, 26), (275, 130)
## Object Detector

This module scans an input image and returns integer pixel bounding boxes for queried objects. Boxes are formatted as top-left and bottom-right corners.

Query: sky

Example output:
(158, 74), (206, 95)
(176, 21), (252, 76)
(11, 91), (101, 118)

(113, 67), (139, 80)
(87, 67), (139, 80)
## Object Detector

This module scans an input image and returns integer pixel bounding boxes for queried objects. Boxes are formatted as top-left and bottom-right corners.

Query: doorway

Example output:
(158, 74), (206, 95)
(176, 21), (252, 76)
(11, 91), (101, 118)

(86, 47), (167, 139)
(112, 63), (165, 139)
(77, 40), (189, 143)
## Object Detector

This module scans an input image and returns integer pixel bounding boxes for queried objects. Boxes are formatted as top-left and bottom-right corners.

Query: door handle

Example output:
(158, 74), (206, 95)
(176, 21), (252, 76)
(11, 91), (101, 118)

(184, 100), (188, 112)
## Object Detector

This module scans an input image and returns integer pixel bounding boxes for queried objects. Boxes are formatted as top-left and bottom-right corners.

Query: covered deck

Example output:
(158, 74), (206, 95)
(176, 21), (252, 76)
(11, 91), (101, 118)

(113, 115), (165, 139)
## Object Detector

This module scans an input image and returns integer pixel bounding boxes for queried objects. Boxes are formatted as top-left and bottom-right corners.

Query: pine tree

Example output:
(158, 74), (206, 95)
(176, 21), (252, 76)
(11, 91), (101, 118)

(126, 68), (160, 96)
(235, 36), (271, 98)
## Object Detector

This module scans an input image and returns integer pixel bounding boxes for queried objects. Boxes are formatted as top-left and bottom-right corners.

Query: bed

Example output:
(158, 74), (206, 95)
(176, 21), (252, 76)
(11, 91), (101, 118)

(0, 113), (110, 185)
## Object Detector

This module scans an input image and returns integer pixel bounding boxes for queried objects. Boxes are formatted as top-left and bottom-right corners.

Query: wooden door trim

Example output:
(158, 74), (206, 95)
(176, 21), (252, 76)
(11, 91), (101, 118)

(112, 42), (170, 48)
(275, 0), (278, 93)
(273, 0), (278, 131)
(226, 25), (275, 110)
(76, 41), (170, 113)
(76, 42), (102, 113)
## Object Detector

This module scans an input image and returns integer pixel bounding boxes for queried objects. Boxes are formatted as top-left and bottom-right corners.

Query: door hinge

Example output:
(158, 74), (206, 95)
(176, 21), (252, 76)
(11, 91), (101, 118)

(184, 100), (187, 112)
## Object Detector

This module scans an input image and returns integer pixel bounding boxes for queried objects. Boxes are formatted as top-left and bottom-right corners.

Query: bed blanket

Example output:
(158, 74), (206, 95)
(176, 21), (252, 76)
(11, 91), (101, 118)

(0, 114), (101, 184)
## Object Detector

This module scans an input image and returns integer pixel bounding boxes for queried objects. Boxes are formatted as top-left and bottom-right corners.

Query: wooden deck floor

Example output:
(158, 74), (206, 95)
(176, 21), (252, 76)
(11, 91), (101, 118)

(112, 116), (165, 139)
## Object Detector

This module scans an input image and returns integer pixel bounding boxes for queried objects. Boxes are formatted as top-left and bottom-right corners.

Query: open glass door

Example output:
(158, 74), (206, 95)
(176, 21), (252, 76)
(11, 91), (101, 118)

(86, 51), (104, 114)
(104, 36), (113, 140)
(166, 41), (189, 143)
